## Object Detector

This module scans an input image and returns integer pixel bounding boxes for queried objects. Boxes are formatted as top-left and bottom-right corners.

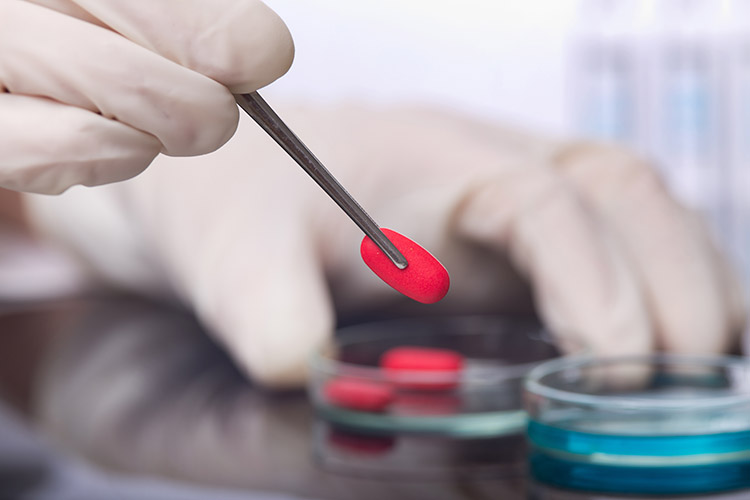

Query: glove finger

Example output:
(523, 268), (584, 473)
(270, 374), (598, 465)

(554, 144), (746, 354)
(34, 0), (295, 93)
(1, 1), (237, 158)
(192, 227), (335, 388)
(123, 125), (335, 387)
(22, 0), (104, 26)
(453, 165), (653, 357)
(0, 93), (160, 193)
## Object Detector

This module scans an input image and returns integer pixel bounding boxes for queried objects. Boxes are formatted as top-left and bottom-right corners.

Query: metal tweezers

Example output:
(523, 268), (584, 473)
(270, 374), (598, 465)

(235, 92), (408, 269)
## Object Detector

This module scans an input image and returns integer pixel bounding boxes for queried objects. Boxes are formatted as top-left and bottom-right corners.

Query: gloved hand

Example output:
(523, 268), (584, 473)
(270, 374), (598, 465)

(0, 0), (293, 194)
(22, 103), (747, 387)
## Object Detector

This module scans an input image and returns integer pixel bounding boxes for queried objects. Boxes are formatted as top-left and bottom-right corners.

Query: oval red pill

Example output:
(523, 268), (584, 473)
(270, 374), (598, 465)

(380, 346), (464, 391)
(323, 378), (394, 412)
(360, 228), (450, 304)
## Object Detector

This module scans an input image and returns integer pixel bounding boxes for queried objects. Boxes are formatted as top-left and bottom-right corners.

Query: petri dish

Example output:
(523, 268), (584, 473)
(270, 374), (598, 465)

(308, 315), (558, 439)
(524, 354), (750, 495)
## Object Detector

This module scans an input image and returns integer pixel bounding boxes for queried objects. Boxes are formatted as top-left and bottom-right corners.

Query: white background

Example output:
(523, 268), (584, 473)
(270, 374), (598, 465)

(264, 0), (581, 136)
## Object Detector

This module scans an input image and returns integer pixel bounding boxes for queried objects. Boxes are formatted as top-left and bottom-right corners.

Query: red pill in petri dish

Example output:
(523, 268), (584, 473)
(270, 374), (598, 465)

(380, 347), (464, 391)
(323, 378), (394, 412)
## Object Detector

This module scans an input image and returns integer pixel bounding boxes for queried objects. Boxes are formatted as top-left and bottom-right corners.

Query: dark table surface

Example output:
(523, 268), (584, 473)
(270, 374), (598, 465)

(0, 297), (748, 500)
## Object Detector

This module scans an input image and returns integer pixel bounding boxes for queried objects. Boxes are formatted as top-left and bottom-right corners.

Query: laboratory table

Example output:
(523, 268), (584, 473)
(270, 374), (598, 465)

(0, 297), (748, 500)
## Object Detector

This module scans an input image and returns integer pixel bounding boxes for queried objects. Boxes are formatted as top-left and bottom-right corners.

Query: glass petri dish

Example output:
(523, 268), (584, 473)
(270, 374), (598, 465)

(524, 354), (750, 495)
(308, 315), (558, 439)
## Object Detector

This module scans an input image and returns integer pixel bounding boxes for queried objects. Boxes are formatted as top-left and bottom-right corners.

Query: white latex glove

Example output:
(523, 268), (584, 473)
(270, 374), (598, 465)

(0, 0), (293, 194)
(22, 104), (747, 386)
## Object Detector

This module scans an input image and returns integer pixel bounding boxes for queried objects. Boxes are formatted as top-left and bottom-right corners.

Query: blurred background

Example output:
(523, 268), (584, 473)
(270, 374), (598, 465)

(2, 2), (750, 498)
(264, 0), (750, 304)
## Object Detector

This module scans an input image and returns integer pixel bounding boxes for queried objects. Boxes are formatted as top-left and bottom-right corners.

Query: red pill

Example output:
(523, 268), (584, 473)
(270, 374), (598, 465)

(360, 228), (450, 304)
(323, 378), (394, 412)
(380, 347), (464, 391)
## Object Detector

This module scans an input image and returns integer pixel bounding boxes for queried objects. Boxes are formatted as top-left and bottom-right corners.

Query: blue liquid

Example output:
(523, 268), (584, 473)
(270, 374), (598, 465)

(530, 451), (750, 495)
(528, 420), (750, 457)
(528, 420), (750, 494)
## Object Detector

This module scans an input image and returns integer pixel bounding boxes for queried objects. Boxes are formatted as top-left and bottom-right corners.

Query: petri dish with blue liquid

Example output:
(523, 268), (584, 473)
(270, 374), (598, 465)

(524, 354), (750, 495)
